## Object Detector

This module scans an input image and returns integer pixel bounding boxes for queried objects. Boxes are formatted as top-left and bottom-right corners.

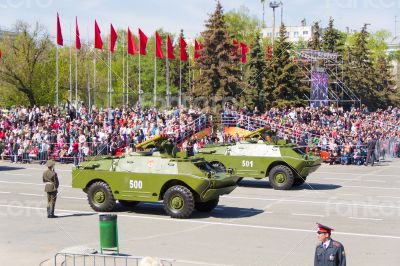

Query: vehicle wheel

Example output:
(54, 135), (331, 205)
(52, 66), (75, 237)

(195, 197), (219, 212)
(293, 176), (307, 187)
(119, 200), (140, 208)
(268, 165), (294, 190)
(87, 181), (116, 212)
(211, 161), (226, 172)
(163, 185), (195, 218)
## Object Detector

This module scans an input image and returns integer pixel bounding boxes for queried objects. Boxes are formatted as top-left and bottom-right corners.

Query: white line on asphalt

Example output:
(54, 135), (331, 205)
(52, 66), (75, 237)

(349, 217), (383, 221)
(317, 172), (399, 177)
(224, 195), (400, 209)
(19, 193), (43, 197)
(376, 195), (400, 199)
(323, 177), (360, 181)
(363, 180), (386, 183)
(0, 180), (71, 188)
(0, 191), (11, 194)
(0, 204), (398, 240)
(292, 213), (325, 217)
(335, 193), (360, 196)
(61, 196), (86, 200)
(343, 185), (400, 190)
(9, 173), (32, 176)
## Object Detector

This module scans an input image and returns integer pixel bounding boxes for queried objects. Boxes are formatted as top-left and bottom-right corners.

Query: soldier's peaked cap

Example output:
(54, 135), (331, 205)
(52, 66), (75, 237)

(45, 160), (56, 168)
(317, 223), (333, 233)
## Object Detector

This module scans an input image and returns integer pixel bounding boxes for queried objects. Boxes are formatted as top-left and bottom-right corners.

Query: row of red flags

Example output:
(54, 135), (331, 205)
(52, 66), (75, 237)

(56, 14), (250, 63)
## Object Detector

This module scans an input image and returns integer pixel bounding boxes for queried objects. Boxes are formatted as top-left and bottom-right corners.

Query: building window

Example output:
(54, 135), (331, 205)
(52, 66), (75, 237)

(267, 32), (272, 37)
(294, 31), (299, 38)
(303, 31), (309, 35)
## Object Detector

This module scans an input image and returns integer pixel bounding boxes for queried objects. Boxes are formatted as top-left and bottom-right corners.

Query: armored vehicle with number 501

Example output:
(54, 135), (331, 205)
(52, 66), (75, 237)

(196, 128), (322, 190)
(72, 135), (237, 218)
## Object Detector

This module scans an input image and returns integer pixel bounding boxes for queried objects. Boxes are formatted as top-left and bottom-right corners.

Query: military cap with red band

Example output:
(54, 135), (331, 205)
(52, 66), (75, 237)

(317, 223), (334, 233)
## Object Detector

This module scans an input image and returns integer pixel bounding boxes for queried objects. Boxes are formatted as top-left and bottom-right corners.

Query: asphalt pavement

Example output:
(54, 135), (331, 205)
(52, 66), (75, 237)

(0, 159), (399, 266)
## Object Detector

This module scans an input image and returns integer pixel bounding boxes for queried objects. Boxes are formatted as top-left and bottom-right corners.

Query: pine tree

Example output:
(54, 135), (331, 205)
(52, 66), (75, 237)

(192, 1), (244, 113)
(343, 24), (377, 109)
(308, 22), (321, 50)
(374, 56), (398, 106)
(246, 31), (266, 111)
(321, 17), (345, 53)
(265, 24), (306, 107)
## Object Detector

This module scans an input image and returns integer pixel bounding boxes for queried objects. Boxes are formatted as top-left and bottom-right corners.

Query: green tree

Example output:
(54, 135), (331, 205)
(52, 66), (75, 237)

(265, 24), (306, 107)
(246, 31), (266, 111)
(322, 17), (345, 53)
(193, 1), (244, 112)
(224, 5), (260, 42)
(0, 21), (53, 105)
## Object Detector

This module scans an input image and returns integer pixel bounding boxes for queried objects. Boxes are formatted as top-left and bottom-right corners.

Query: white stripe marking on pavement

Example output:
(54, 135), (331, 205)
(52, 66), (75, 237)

(9, 173), (32, 176)
(292, 213), (325, 217)
(363, 180), (386, 183)
(0, 180), (71, 188)
(0, 204), (398, 240)
(61, 196), (86, 200)
(349, 217), (383, 221)
(224, 195), (400, 209)
(19, 193), (43, 197)
(376, 195), (400, 199)
(0, 191), (11, 194)
(317, 172), (399, 177)
(343, 185), (400, 190)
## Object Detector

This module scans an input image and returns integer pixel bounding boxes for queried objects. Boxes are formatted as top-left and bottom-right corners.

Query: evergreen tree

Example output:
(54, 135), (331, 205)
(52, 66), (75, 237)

(374, 56), (398, 106)
(321, 17), (345, 53)
(265, 24), (306, 107)
(246, 31), (266, 111)
(192, 1), (244, 112)
(308, 22), (321, 50)
(343, 24), (377, 109)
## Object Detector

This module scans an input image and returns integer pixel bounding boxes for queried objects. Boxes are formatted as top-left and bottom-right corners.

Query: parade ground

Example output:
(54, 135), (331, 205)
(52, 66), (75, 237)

(1, 160), (400, 266)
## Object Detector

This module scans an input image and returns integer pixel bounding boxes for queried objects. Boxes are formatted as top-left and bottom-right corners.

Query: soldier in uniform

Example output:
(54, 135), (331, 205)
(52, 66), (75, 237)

(314, 223), (346, 266)
(42, 160), (59, 218)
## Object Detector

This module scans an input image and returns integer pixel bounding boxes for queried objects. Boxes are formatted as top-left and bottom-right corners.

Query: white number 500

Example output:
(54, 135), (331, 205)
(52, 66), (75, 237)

(129, 180), (143, 189)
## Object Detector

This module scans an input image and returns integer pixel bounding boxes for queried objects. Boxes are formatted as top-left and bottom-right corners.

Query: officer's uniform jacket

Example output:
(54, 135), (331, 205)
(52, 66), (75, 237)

(42, 169), (59, 193)
(314, 239), (346, 266)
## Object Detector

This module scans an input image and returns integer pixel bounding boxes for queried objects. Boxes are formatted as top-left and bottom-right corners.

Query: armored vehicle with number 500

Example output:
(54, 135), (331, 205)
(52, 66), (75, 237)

(72, 135), (237, 218)
(196, 128), (322, 190)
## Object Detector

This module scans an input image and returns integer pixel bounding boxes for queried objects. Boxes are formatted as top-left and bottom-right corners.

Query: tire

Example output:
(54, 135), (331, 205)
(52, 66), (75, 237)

(163, 185), (195, 218)
(268, 165), (295, 190)
(293, 176), (307, 187)
(195, 197), (219, 212)
(211, 162), (226, 172)
(119, 200), (140, 208)
(87, 181), (116, 212)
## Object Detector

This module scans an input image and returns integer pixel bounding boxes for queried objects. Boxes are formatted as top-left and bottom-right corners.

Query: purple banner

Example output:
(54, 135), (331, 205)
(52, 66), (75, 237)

(310, 71), (329, 108)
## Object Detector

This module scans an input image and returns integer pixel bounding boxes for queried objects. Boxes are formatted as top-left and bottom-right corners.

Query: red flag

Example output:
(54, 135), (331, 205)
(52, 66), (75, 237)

(75, 17), (81, 50)
(155, 32), (164, 58)
(56, 13), (63, 46)
(138, 28), (148, 55)
(127, 27), (137, 55)
(194, 39), (203, 60)
(233, 40), (239, 56)
(267, 46), (271, 58)
(94, 20), (103, 50)
(0, 49), (2, 59)
(167, 35), (175, 59)
(110, 24), (118, 53)
(180, 36), (188, 62)
(240, 42), (248, 63)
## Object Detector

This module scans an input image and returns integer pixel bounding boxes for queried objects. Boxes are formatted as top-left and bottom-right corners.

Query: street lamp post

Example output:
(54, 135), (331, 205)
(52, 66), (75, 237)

(261, 0), (266, 28)
(269, 1), (282, 47)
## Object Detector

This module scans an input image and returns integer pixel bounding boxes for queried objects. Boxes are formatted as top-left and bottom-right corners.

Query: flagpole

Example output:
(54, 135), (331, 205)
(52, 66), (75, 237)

(69, 24), (73, 105)
(87, 26), (91, 112)
(75, 44), (78, 110)
(126, 42), (129, 106)
(122, 32), (125, 106)
(165, 37), (169, 108)
(188, 47), (190, 100)
(179, 59), (182, 107)
(154, 35), (157, 107)
(56, 44), (59, 106)
(93, 50), (97, 107)
(138, 38), (141, 107)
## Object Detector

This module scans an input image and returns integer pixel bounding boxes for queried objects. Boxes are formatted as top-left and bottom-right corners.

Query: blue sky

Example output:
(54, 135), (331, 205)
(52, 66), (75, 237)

(0, 0), (398, 41)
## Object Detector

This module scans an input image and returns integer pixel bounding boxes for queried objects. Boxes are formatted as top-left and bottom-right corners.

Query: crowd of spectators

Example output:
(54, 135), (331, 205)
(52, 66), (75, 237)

(222, 104), (400, 165)
(0, 103), (399, 166)
(0, 104), (207, 165)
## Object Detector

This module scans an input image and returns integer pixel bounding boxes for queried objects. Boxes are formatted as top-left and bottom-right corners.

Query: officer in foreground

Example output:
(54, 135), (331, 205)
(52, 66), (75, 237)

(42, 160), (59, 218)
(314, 223), (346, 266)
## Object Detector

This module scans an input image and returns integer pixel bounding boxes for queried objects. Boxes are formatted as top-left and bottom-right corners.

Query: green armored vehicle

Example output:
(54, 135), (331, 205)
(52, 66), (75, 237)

(196, 128), (322, 190)
(72, 135), (237, 218)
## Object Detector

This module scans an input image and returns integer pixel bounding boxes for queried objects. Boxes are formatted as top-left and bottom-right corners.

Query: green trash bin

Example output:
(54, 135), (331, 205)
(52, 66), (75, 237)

(99, 214), (119, 254)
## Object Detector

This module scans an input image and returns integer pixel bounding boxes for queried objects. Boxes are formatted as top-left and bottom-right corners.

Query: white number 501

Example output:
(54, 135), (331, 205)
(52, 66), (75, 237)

(242, 160), (254, 167)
